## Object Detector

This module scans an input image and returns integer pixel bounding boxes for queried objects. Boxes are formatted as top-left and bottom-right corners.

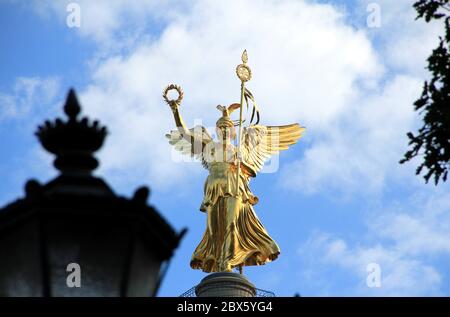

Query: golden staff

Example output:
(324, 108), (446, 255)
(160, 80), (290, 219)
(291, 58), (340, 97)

(235, 50), (252, 196)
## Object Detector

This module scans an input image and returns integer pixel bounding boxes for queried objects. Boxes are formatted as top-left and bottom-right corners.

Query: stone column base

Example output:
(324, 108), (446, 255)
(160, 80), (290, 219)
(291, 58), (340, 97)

(195, 272), (256, 297)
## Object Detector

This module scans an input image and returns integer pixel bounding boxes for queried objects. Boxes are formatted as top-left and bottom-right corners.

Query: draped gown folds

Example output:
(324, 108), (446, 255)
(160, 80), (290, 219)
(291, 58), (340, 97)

(190, 158), (280, 272)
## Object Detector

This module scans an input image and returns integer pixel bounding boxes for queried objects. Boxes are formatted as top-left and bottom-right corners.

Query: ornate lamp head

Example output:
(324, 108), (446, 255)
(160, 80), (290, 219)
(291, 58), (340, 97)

(35, 89), (107, 175)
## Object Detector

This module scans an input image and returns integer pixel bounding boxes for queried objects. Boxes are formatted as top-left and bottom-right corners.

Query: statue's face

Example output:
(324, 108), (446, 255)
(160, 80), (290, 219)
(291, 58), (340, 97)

(216, 126), (236, 143)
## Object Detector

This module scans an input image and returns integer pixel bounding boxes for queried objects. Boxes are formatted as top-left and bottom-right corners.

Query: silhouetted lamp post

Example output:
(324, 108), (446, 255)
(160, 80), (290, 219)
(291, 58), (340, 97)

(0, 89), (185, 296)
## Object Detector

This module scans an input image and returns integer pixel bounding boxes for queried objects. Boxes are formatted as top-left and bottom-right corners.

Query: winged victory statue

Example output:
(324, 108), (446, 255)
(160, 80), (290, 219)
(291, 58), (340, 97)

(164, 51), (305, 274)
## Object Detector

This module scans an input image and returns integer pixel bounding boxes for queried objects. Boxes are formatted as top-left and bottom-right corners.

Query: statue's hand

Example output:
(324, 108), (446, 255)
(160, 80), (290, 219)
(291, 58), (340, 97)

(168, 100), (179, 112)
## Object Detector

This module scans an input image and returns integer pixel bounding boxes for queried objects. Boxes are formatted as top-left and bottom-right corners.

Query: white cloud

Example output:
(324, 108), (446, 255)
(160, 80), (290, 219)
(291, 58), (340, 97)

(357, 0), (444, 77)
(26, 1), (439, 195)
(281, 0), (444, 196)
(47, 0), (382, 189)
(0, 77), (60, 120)
(30, 0), (189, 53)
(325, 238), (442, 296)
(372, 192), (450, 256)
(297, 191), (450, 296)
(283, 74), (422, 195)
(18, 2), (446, 192)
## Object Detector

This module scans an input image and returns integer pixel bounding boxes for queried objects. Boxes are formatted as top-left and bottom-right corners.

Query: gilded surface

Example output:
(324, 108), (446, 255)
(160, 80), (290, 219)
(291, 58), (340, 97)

(163, 51), (305, 273)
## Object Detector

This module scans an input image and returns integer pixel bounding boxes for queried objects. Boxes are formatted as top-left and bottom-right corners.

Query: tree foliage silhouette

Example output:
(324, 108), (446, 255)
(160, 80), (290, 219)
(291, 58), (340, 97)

(400, 0), (450, 185)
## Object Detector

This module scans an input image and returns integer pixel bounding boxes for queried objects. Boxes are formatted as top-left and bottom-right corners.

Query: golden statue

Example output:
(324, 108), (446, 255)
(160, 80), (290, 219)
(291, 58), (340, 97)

(164, 50), (305, 273)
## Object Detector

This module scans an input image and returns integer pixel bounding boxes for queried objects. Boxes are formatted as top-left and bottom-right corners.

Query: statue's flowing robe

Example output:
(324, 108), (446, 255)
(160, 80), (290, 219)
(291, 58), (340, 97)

(168, 123), (304, 273)
(190, 160), (280, 272)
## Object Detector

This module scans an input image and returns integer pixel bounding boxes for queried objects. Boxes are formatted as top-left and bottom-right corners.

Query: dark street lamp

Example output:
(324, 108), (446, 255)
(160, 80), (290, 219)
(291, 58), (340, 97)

(0, 89), (186, 296)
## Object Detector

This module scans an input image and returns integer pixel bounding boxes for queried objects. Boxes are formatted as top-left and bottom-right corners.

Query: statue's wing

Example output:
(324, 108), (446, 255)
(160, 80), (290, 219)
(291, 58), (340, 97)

(242, 123), (305, 174)
(166, 125), (213, 170)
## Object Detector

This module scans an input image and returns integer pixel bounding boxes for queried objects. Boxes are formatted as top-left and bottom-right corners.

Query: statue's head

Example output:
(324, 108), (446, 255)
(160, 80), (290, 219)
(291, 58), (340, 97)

(216, 104), (239, 142)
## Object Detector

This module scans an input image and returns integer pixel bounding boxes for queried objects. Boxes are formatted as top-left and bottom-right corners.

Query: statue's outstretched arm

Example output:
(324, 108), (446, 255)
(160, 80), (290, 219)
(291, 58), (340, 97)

(163, 84), (193, 143)
(169, 101), (193, 142)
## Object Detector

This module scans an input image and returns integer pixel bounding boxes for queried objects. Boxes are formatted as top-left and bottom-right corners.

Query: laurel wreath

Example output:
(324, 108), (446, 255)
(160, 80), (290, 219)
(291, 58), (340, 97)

(163, 84), (184, 106)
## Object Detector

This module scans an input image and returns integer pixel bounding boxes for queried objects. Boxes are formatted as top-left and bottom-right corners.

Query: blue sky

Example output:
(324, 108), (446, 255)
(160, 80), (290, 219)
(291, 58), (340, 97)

(1, 0), (449, 296)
